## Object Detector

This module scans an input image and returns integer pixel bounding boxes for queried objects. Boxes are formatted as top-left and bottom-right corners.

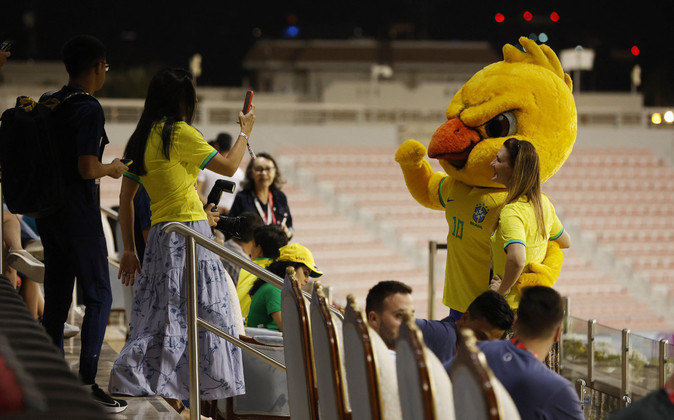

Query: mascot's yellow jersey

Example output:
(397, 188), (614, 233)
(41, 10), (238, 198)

(491, 195), (564, 309)
(439, 176), (507, 312)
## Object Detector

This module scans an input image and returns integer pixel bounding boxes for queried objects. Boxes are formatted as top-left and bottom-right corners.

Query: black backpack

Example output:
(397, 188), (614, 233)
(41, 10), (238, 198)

(0, 92), (88, 217)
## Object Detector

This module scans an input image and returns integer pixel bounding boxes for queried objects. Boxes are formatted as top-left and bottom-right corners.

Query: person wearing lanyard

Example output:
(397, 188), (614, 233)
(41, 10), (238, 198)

(229, 152), (293, 239)
(476, 286), (583, 420)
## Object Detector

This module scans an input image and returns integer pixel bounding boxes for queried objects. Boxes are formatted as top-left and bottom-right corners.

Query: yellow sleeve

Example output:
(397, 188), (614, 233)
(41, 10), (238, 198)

(174, 122), (218, 170)
(499, 204), (526, 249)
(548, 201), (564, 240)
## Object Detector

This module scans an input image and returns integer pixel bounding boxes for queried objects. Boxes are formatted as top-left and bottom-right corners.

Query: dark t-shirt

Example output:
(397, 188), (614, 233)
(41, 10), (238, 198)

(229, 189), (293, 230)
(49, 85), (107, 198)
(478, 340), (584, 420)
(41, 84), (108, 235)
(415, 316), (458, 364)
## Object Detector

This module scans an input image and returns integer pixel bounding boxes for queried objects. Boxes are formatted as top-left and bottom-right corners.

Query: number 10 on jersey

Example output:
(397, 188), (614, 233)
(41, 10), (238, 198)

(451, 217), (464, 239)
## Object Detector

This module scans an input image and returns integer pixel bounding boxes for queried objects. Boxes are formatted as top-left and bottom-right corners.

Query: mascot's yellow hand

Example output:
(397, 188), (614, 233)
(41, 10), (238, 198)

(395, 140), (427, 168)
(515, 241), (564, 291)
(395, 139), (445, 210)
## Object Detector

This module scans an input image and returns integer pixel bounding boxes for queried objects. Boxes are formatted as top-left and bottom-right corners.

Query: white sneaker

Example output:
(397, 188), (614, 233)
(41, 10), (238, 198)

(7, 248), (44, 283)
(64, 322), (80, 338)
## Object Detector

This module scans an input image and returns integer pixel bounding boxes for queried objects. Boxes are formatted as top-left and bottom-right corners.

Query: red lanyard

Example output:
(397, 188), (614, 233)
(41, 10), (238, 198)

(511, 337), (539, 360)
(254, 191), (276, 225)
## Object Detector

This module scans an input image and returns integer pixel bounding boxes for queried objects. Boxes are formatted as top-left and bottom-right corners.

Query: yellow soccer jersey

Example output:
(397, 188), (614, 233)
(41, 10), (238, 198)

(124, 121), (217, 226)
(439, 176), (507, 312)
(237, 258), (273, 318)
(491, 194), (564, 308)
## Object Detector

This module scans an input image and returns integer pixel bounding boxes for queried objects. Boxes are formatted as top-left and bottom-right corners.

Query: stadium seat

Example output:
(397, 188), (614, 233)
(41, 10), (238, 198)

(309, 281), (351, 420)
(448, 328), (520, 419)
(395, 311), (455, 420)
(342, 295), (401, 420)
(280, 268), (319, 420)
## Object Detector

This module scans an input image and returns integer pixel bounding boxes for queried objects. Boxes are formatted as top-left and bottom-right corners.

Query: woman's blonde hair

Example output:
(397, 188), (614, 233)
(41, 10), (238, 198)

(492, 138), (546, 238)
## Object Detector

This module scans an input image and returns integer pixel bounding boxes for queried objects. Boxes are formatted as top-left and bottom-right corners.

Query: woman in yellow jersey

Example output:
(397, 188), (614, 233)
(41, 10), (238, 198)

(109, 69), (255, 406)
(489, 138), (571, 309)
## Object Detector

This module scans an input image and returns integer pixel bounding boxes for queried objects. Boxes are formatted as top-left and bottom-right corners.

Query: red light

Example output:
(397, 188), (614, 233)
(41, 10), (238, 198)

(523, 11), (533, 21)
(550, 12), (560, 22)
(631, 45), (640, 56)
(495, 13), (505, 23)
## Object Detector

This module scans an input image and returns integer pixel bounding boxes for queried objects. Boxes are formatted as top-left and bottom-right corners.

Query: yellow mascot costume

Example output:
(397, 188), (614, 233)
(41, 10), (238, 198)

(395, 37), (576, 317)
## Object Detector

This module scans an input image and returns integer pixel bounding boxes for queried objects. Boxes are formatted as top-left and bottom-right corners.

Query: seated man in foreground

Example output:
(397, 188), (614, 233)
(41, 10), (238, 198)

(477, 286), (583, 420)
(416, 290), (514, 364)
(365, 280), (415, 354)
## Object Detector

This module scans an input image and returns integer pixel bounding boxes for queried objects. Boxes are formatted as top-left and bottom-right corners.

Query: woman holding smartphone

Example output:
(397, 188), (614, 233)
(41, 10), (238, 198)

(109, 68), (255, 410)
(489, 138), (570, 309)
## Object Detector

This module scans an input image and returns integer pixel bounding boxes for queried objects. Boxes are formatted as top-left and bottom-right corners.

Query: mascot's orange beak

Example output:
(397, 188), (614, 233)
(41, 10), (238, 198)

(428, 118), (482, 169)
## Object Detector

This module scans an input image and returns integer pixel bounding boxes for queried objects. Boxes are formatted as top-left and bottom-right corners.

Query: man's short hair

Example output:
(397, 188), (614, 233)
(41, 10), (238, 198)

(62, 35), (106, 78)
(516, 286), (565, 338)
(233, 211), (264, 242)
(211, 133), (232, 152)
(253, 224), (288, 259)
(466, 290), (514, 331)
(365, 280), (412, 315)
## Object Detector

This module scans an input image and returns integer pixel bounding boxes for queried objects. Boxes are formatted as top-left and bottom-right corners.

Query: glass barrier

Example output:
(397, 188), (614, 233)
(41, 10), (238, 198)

(593, 322), (623, 387)
(562, 316), (589, 378)
(628, 332), (661, 393)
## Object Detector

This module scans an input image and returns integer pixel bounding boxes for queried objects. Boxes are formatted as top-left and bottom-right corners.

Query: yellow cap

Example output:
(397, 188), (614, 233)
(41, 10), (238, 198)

(278, 243), (323, 278)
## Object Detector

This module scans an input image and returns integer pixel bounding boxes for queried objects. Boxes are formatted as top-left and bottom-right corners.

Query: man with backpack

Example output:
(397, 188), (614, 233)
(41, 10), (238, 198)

(33, 35), (128, 413)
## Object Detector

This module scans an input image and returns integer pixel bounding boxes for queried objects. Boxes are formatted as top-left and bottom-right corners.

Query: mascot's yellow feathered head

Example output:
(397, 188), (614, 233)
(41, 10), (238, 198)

(428, 37), (576, 187)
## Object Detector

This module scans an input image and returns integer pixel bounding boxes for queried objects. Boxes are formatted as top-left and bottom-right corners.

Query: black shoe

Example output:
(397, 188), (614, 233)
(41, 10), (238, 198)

(89, 383), (128, 413)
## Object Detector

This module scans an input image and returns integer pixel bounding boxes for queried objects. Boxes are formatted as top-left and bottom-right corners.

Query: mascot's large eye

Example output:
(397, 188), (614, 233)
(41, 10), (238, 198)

(484, 111), (517, 138)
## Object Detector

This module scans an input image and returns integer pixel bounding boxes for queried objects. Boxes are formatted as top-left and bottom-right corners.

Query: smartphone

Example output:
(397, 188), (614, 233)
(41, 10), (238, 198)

(120, 158), (133, 166)
(242, 90), (253, 114)
(0, 40), (14, 52)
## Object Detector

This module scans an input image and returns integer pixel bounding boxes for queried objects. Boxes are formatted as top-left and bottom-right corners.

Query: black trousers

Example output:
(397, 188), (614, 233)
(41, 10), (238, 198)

(36, 204), (112, 385)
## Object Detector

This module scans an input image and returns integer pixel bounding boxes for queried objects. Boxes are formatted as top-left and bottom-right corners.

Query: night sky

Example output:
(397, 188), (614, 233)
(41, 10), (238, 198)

(2, 1), (673, 104)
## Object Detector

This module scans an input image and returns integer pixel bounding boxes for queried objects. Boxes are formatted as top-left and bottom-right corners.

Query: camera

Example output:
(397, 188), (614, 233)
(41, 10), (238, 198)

(207, 180), (243, 239)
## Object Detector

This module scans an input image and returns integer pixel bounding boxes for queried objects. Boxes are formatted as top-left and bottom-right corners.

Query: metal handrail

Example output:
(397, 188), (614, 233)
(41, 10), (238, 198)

(163, 221), (344, 320)
(162, 221), (343, 420)
(100, 206), (119, 220)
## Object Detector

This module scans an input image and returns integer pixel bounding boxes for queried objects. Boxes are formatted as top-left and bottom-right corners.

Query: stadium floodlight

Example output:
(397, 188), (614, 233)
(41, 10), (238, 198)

(664, 111), (674, 123)
(651, 113), (662, 125)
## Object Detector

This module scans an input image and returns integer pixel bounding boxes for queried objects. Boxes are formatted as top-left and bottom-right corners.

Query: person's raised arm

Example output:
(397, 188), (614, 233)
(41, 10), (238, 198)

(205, 106), (256, 177)
(118, 176), (141, 286)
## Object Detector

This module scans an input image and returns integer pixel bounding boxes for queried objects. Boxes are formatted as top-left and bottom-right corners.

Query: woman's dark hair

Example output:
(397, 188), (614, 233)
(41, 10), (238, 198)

(248, 260), (304, 297)
(242, 152), (286, 191)
(123, 68), (196, 175)
(253, 225), (289, 259)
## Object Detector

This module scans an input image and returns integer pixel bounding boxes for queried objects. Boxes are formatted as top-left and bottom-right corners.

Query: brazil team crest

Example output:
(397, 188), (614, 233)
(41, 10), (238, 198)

(472, 203), (489, 224)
